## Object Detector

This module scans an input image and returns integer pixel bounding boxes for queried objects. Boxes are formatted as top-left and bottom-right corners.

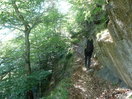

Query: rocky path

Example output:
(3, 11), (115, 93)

(68, 53), (132, 99)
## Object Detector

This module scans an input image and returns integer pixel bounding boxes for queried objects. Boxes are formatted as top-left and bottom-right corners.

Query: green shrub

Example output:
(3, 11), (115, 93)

(42, 78), (71, 99)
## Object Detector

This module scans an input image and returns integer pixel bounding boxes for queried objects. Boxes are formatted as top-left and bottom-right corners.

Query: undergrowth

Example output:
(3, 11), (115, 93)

(42, 78), (72, 99)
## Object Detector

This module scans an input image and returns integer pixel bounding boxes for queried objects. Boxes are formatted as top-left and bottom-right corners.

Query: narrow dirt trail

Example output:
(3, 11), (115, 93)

(68, 47), (132, 99)
(69, 56), (114, 99)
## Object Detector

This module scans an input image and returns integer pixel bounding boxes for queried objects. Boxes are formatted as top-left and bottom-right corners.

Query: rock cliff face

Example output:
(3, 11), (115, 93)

(96, 0), (132, 88)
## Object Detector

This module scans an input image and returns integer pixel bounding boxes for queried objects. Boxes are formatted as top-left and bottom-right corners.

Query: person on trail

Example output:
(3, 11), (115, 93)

(84, 39), (94, 69)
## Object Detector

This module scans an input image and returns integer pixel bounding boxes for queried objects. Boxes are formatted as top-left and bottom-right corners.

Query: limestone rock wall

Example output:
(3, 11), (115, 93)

(96, 0), (132, 88)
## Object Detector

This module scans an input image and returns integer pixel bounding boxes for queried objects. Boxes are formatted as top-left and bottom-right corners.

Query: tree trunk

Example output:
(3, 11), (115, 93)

(24, 31), (31, 74)
(24, 30), (34, 99)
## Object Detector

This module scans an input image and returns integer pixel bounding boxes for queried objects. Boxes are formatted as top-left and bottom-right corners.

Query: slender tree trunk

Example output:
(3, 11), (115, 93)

(11, 1), (35, 98)
(24, 29), (34, 99)
(24, 31), (31, 74)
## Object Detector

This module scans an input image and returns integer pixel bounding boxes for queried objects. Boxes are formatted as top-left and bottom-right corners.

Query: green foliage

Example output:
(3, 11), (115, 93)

(11, 70), (51, 96)
(0, 0), (72, 98)
(71, 38), (80, 45)
(42, 78), (71, 99)
(30, 24), (70, 70)
(0, 6), (73, 99)
(0, 0), (108, 98)
(0, 31), (71, 98)
(68, 0), (107, 38)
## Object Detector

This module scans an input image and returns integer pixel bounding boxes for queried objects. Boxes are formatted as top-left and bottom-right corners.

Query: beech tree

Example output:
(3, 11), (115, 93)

(0, 0), (58, 98)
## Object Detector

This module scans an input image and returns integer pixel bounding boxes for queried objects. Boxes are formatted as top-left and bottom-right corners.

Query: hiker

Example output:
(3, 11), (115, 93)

(84, 39), (94, 69)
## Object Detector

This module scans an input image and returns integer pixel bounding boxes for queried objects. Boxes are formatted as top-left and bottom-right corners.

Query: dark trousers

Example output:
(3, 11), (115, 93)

(85, 54), (92, 69)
